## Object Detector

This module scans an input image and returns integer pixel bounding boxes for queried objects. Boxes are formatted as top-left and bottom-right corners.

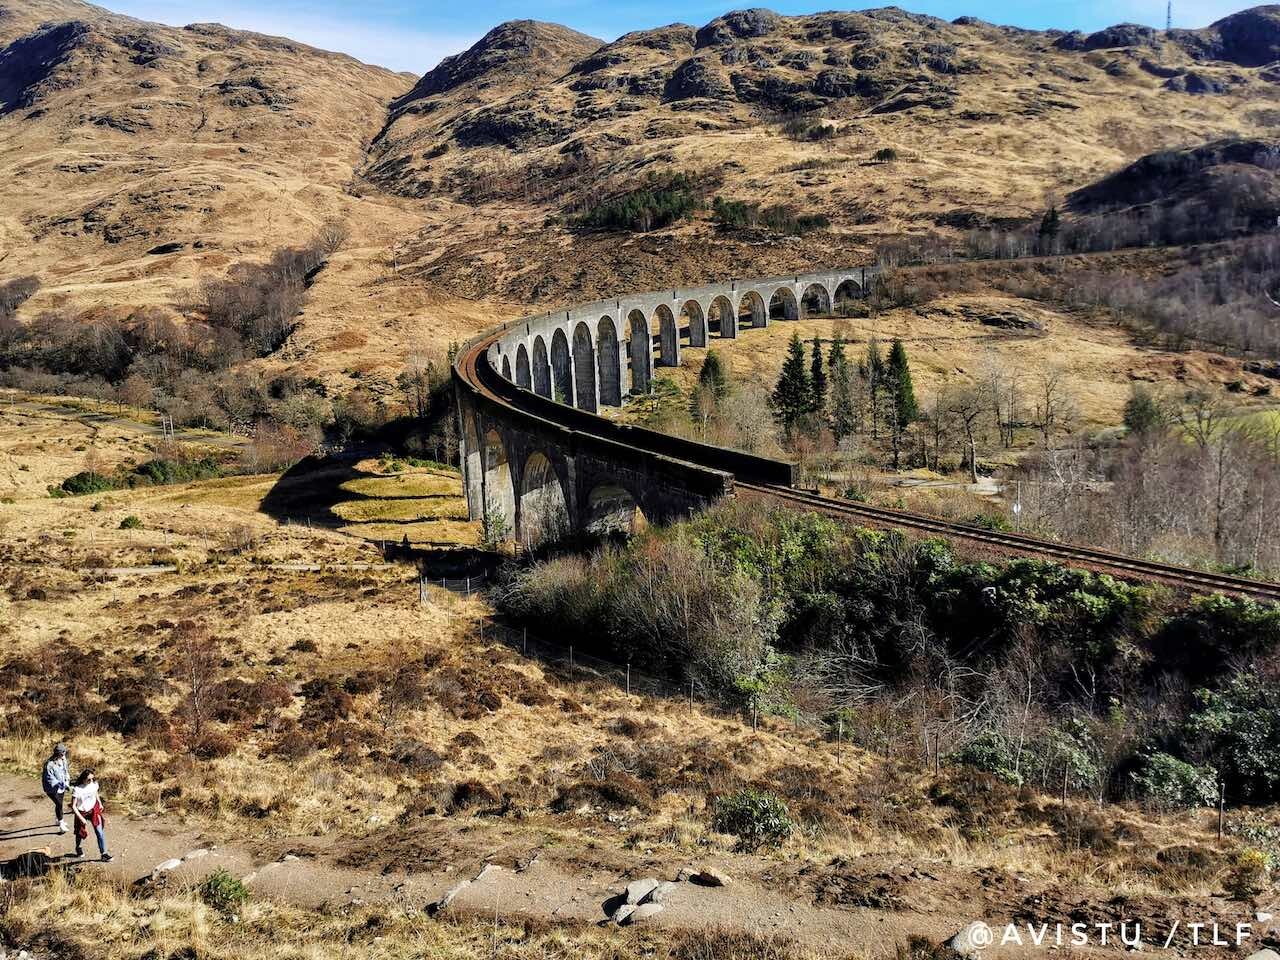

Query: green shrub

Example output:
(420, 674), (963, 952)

(198, 867), (249, 915)
(873, 147), (899, 162)
(1185, 671), (1280, 804)
(711, 197), (829, 235)
(1229, 814), (1280, 870)
(59, 471), (117, 496)
(947, 730), (1022, 785)
(571, 175), (700, 232)
(1131, 751), (1217, 810)
(712, 788), (795, 851)
(1223, 848), (1270, 901)
(118, 515), (143, 530)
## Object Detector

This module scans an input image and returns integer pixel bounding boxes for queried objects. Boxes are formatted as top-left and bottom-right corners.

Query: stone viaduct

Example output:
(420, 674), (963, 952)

(454, 266), (877, 546)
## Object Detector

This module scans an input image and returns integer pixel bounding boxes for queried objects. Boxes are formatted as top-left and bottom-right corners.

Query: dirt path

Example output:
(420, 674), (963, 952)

(0, 773), (969, 954)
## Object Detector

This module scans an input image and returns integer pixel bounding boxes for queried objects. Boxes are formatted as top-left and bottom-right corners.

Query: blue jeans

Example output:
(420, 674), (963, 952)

(77, 820), (107, 856)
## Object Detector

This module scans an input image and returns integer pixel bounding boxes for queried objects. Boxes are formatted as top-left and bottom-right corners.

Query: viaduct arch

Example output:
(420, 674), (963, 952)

(456, 266), (875, 546)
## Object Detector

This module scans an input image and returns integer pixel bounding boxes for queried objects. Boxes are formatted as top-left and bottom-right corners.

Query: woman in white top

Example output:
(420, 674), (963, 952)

(71, 769), (111, 862)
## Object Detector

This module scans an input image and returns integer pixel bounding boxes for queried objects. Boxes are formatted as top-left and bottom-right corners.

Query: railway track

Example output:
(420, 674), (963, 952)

(457, 305), (1280, 605)
(739, 482), (1280, 602)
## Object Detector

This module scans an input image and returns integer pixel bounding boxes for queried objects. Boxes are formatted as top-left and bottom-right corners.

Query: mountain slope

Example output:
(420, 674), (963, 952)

(0, 2), (1276, 384)
(0, 0), (412, 321)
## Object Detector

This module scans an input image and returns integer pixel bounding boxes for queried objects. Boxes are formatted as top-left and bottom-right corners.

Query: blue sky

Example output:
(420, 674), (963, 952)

(109, 0), (1251, 73)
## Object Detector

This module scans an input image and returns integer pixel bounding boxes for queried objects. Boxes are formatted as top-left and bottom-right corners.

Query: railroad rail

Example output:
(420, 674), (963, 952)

(455, 298), (1280, 605)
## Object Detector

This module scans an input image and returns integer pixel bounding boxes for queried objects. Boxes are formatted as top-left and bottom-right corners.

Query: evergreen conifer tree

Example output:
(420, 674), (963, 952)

(771, 333), (812, 440)
(809, 338), (827, 415)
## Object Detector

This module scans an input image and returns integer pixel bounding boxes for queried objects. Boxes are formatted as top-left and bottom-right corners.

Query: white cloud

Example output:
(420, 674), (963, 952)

(106, 1), (476, 73)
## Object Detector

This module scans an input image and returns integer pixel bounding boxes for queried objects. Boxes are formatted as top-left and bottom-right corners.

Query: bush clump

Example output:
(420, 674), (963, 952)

(198, 867), (249, 915)
(571, 174), (700, 232)
(712, 788), (795, 851)
(1131, 751), (1217, 810)
(712, 197), (829, 235)
(118, 515), (143, 530)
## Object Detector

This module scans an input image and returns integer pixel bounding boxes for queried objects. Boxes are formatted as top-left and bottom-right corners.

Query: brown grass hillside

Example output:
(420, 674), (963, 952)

(1, 1), (1277, 392)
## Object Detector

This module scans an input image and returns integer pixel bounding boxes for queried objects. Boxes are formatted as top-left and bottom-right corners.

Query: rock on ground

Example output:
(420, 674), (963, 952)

(625, 877), (660, 904)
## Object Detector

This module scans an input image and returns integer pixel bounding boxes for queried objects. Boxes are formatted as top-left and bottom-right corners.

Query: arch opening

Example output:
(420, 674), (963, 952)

(627, 309), (652, 395)
(709, 295), (736, 339)
(769, 287), (799, 321)
(519, 451), (570, 546)
(585, 482), (647, 538)
(550, 328), (573, 406)
(653, 304), (679, 367)
(597, 316), (622, 407)
(515, 344), (532, 389)
(682, 300), (707, 348)
(501, 355), (512, 380)
(482, 429), (516, 539)
(801, 283), (832, 318)
(572, 321), (597, 412)
(834, 279), (863, 315)
(738, 291), (767, 330)
(531, 337), (551, 398)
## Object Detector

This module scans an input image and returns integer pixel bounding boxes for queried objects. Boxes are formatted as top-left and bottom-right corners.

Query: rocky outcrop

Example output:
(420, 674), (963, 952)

(401, 20), (602, 101)
(663, 56), (734, 101)
(1174, 5), (1280, 67)
(1054, 23), (1158, 51)
(695, 9), (782, 47)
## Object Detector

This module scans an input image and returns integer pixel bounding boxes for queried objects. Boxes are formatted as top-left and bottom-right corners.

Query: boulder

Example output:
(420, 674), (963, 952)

(625, 877), (660, 904)
(623, 902), (665, 925)
(427, 880), (471, 916)
(948, 921), (993, 960)
(154, 858), (183, 873)
(689, 866), (731, 887)
(1245, 951), (1280, 960)
(183, 849), (210, 860)
(611, 903), (637, 924)
(646, 880), (678, 904)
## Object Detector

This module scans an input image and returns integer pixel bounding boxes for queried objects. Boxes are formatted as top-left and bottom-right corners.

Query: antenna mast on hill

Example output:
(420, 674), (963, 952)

(1166, 0), (1172, 31)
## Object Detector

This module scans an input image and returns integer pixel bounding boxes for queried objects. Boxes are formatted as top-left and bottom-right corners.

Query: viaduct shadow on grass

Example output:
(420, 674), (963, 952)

(260, 454), (498, 579)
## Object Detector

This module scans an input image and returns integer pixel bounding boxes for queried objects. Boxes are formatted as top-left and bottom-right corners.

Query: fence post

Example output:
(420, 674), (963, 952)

(522, 627), (527, 654)
(934, 731), (941, 776)
(626, 661), (631, 696)
(570, 646), (574, 668)
(688, 679), (693, 713)
(1218, 781), (1226, 840)
(465, 577), (471, 596)
(837, 716), (843, 765)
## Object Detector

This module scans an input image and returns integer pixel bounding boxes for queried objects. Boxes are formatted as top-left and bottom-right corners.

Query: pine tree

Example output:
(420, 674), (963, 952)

(771, 333), (811, 440)
(829, 337), (857, 444)
(865, 338), (885, 439)
(886, 338), (917, 469)
(699, 349), (729, 401)
(887, 339), (918, 428)
(1038, 207), (1061, 251)
(809, 338), (827, 415)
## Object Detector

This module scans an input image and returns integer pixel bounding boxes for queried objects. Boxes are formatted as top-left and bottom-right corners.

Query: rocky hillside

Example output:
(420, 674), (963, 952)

(0, 1), (1277, 379)
(364, 6), (1276, 302)
(0, 0), (411, 319)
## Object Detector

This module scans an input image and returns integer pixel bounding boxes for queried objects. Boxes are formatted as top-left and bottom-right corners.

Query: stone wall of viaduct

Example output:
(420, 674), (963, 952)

(454, 265), (876, 546)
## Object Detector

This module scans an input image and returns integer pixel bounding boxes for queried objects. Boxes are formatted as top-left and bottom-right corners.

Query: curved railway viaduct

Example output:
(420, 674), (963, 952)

(456, 266), (873, 544)
(453, 263), (1280, 602)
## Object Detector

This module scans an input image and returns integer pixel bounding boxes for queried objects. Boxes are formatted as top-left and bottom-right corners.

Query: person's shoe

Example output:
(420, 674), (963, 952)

(73, 848), (83, 859)
(101, 852), (113, 862)
(58, 819), (68, 834)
